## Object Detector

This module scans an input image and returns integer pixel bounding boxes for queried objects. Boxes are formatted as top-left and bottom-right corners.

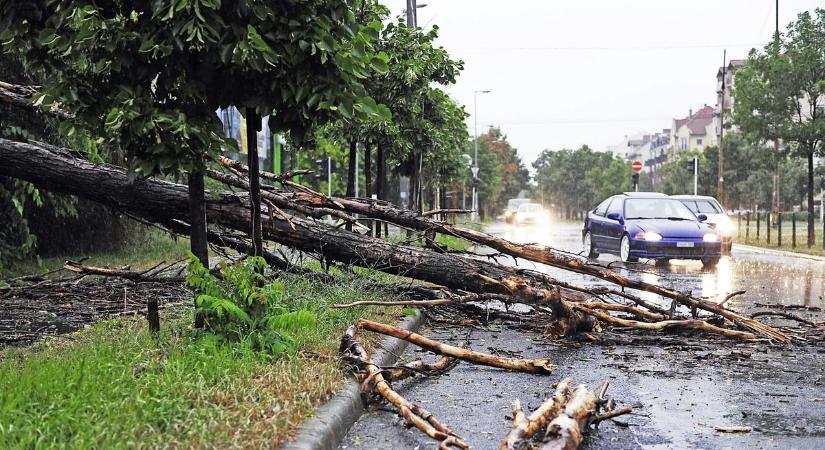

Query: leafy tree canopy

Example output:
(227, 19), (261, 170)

(0, 0), (390, 176)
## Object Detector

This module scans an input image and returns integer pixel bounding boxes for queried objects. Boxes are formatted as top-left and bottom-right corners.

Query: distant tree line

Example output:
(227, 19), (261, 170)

(532, 146), (631, 219)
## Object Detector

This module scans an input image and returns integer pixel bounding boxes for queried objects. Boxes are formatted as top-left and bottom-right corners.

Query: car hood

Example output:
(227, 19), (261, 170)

(629, 219), (709, 238)
(701, 213), (728, 224)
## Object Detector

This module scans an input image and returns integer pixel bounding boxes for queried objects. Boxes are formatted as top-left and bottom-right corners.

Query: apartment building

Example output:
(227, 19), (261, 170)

(671, 105), (718, 153)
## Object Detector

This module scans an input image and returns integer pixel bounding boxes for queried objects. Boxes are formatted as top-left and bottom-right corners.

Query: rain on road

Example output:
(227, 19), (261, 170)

(341, 220), (825, 450)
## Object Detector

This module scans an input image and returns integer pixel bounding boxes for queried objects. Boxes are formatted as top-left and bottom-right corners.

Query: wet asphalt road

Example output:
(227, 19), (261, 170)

(340, 221), (825, 450)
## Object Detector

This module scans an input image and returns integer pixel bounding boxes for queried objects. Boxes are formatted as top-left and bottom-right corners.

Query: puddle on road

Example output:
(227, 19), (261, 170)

(485, 222), (825, 308)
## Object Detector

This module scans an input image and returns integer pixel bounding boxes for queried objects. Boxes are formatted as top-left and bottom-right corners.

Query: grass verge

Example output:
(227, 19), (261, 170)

(733, 217), (825, 257)
(0, 268), (404, 449)
(1, 227), (191, 278)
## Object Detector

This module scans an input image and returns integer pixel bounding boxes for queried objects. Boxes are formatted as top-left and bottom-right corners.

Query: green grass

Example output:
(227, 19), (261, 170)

(435, 234), (473, 252)
(1, 228), (190, 278)
(0, 267), (403, 449)
(733, 215), (825, 257)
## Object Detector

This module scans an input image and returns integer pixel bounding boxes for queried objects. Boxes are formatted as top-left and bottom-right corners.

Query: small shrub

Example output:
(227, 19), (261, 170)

(186, 255), (316, 356)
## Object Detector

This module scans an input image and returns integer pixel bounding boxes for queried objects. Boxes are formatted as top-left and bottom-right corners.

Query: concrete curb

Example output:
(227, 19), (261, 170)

(281, 311), (425, 450)
(733, 243), (825, 262)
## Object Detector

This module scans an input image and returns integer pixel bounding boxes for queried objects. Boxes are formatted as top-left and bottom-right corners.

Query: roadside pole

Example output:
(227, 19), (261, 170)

(327, 156), (332, 198)
(693, 157), (698, 196)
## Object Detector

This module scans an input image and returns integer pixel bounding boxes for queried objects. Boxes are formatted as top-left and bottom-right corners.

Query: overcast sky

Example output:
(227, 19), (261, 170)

(387, 0), (822, 167)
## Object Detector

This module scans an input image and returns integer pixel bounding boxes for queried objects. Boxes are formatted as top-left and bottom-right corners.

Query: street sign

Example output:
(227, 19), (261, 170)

(631, 161), (643, 172)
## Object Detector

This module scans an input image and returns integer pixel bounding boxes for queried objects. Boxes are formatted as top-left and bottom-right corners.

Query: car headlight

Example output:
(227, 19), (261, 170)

(703, 233), (719, 242)
(634, 231), (662, 241)
(716, 220), (735, 236)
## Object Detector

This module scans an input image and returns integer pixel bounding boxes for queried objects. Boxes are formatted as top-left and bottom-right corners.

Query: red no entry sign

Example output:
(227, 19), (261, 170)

(631, 160), (643, 172)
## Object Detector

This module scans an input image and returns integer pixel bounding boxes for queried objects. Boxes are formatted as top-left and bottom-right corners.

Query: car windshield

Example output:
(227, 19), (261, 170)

(507, 199), (530, 210)
(625, 198), (696, 220)
(686, 199), (722, 214)
(518, 203), (542, 213)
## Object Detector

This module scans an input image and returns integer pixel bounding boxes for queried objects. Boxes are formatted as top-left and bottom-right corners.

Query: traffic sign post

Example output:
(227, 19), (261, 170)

(631, 161), (642, 192)
(687, 157), (698, 195)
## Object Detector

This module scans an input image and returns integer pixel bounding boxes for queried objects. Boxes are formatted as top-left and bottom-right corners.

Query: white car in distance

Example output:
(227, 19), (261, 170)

(672, 195), (734, 254)
(515, 203), (548, 226)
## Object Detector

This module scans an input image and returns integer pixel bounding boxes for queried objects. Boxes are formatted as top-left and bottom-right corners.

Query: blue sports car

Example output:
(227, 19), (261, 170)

(582, 193), (722, 267)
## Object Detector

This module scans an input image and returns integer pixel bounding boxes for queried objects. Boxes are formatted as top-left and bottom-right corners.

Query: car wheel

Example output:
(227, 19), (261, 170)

(702, 257), (720, 268)
(583, 231), (599, 259)
(620, 235), (638, 263)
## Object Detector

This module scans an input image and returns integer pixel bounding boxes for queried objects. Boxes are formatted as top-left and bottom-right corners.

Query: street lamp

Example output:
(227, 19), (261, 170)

(472, 89), (491, 222)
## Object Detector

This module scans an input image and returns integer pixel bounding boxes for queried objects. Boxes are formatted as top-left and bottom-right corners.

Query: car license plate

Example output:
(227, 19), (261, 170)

(676, 242), (694, 248)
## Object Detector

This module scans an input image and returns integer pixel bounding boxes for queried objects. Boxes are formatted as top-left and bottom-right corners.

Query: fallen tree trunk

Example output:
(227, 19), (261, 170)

(219, 158), (789, 342)
(0, 138), (792, 342)
(0, 138), (597, 333)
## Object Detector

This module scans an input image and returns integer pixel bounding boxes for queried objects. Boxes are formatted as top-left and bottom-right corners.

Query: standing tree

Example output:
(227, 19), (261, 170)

(734, 9), (825, 246)
(1, 0), (388, 322)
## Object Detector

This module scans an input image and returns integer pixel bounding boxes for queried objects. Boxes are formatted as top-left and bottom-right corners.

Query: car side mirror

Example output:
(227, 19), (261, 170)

(697, 213), (708, 222)
(606, 212), (623, 224)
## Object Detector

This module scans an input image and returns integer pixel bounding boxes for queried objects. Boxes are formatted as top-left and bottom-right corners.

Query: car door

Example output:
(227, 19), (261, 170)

(588, 197), (613, 249)
(602, 197), (625, 252)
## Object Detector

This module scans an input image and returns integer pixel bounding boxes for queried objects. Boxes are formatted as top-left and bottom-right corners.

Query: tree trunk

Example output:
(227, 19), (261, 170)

(188, 162), (208, 328)
(246, 110), (264, 257)
(409, 151), (422, 213)
(376, 142), (387, 238)
(346, 139), (358, 232)
(0, 138), (594, 333)
(807, 150), (815, 247)
(346, 139), (357, 198)
(364, 140), (373, 237)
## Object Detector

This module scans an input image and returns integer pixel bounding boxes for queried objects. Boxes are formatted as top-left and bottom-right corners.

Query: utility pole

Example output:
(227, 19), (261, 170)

(472, 90), (491, 221)
(718, 49), (726, 205)
(406, 0), (416, 27)
(772, 0), (781, 215)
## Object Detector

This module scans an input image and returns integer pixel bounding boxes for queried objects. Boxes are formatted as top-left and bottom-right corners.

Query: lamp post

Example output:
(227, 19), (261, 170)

(472, 89), (491, 221)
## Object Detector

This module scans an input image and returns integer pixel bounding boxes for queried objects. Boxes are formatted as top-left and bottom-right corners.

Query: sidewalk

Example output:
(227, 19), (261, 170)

(732, 242), (825, 262)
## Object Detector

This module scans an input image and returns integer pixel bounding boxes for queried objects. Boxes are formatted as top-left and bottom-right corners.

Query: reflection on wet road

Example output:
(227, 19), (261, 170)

(486, 221), (825, 309)
(341, 220), (825, 450)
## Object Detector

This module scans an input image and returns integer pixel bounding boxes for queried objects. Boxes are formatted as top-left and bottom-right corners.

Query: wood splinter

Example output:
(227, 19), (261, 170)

(500, 378), (572, 450)
(501, 379), (625, 450)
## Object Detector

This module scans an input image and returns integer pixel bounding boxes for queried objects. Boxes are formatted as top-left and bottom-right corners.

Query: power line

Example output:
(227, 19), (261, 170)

(450, 43), (762, 53)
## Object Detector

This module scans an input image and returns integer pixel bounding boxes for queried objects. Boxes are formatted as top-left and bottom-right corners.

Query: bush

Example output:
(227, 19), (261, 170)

(186, 255), (316, 356)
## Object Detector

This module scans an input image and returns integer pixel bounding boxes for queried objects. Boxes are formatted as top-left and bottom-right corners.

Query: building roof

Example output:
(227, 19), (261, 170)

(674, 105), (715, 136)
(716, 59), (747, 78)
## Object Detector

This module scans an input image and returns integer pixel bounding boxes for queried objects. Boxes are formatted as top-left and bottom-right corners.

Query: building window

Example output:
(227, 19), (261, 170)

(680, 137), (688, 150)
(696, 138), (703, 145)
